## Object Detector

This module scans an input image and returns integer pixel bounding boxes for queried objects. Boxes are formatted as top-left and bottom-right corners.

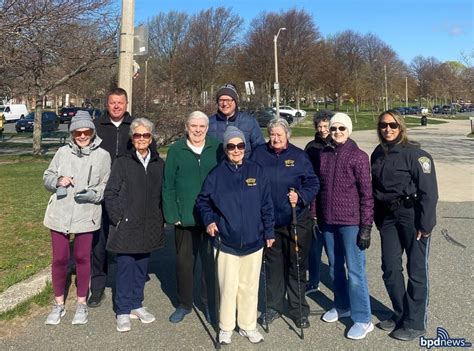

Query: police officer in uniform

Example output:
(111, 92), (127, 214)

(371, 110), (438, 341)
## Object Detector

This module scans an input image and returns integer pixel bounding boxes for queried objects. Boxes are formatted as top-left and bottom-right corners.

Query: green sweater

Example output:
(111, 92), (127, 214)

(162, 136), (223, 227)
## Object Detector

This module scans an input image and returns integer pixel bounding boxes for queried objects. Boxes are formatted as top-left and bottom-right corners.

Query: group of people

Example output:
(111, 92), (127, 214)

(42, 84), (438, 345)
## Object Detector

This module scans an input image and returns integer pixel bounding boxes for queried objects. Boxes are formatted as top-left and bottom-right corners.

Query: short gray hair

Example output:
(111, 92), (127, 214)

(267, 118), (291, 138)
(130, 117), (155, 138)
(187, 111), (209, 125)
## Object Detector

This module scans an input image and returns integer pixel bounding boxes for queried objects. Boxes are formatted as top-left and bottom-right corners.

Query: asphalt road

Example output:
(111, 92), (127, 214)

(1, 118), (473, 350)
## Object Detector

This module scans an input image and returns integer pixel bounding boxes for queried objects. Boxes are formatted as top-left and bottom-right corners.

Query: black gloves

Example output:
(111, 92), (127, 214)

(357, 225), (372, 250)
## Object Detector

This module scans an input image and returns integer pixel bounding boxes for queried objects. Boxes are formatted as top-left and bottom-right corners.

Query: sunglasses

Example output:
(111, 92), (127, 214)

(329, 126), (346, 132)
(72, 130), (94, 138)
(226, 142), (245, 151)
(132, 133), (152, 140)
(378, 122), (400, 129)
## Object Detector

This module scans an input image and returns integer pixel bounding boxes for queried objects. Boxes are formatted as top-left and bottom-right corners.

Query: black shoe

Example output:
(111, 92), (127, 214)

(87, 291), (105, 308)
(378, 319), (396, 331)
(391, 327), (426, 341)
(294, 316), (310, 329)
(258, 308), (281, 325)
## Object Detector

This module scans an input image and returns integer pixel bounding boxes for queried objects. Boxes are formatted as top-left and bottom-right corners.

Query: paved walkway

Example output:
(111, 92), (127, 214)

(1, 119), (473, 350)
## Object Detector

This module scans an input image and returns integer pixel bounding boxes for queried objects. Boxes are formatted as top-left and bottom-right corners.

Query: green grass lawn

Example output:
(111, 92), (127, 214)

(0, 155), (52, 293)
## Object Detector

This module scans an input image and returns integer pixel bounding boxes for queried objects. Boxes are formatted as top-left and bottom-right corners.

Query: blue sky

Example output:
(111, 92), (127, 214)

(127, 0), (473, 65)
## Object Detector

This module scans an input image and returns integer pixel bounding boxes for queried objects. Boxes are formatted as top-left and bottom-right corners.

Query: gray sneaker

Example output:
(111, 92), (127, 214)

(72, 303), (88, 325)
(239, 329), (264, 343)
(116, 314), (131, 332)
(45, 303), (65, 325)
(130, 307), (155, 323)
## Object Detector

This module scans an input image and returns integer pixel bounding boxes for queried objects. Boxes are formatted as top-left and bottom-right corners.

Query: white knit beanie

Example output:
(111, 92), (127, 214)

(330, 113), (353, 136)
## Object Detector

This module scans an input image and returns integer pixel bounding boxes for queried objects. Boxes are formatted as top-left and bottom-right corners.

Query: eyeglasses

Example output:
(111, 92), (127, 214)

(218, 98), (234, 105)
(72, 130), (94, 138)
(378, 122), (400, 129)
(132, 133), (152, 140)
(226, 142), (245, 151)
(329, 126), (346, 132)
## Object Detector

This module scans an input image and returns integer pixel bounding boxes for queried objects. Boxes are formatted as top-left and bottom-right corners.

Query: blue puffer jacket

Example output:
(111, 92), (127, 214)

(196, 159), (275, 256)
(251, 142), (320, 227)
(208, 110), (265, 158)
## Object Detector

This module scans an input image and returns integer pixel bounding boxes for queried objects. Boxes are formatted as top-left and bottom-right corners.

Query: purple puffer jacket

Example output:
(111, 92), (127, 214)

(319, 139), (373, 226)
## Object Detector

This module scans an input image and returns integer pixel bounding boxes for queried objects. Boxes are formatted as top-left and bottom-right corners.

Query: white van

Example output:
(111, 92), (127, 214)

(3, 104), (29, 122)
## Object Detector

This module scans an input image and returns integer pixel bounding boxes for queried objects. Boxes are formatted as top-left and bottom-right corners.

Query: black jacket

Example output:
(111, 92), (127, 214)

(94, 112), (133, 164)
(304, 133), (331, 176)
(105, 149), (165, 254)
(371, 142), (438, 233)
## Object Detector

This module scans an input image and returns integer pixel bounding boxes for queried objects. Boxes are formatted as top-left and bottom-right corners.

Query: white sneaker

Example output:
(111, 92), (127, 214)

(130, 307), (156, 323)
(71, 303), (88, 325)
(239, 329), (264, 344)
(116, 314), (131, 332)
(347, 322), (374, 340)
(219, 330), (233, 345)
(322, 308), (351, 323)
(45, 303), (65, 325)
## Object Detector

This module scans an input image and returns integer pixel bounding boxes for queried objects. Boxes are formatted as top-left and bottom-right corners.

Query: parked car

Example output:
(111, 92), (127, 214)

(432, 105), (442, 114)
(274, 105), (307, 118)
(3, 104), (29, 122)
(59, 107), (102, 124)
(420, 107), (429, 115)
(254, 108), (275, 128)
(441, 105), (455, 114)
(15, 111), (59, 133)
(394, 107), (407, 115)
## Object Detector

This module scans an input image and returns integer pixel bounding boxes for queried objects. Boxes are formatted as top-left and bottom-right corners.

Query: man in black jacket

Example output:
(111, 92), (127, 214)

(88, 87), (133, 307)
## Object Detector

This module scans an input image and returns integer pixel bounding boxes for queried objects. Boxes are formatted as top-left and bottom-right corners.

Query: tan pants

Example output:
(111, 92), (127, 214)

(217, 248), (263, 331)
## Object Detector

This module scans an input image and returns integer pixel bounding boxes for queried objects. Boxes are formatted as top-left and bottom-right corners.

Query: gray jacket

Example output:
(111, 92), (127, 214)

(43, 136), (111, 234)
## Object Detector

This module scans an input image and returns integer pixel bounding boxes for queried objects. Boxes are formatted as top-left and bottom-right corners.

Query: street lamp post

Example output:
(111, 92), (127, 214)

(274, 27), (286, 118)
(384, 64), (388, 110)
(144, 56), (152, 114)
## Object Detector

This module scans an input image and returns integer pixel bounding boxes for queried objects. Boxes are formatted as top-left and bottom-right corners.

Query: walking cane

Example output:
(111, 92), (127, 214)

(214, 231), (222, 349)
(262, 246), (269, 333)
(289, 188), (304, 340)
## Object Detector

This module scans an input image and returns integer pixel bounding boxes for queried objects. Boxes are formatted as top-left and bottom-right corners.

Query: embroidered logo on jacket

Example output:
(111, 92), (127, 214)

(418, 156), (432, 174)
(246, 178), (257, 186)
(285, 159), (295, 167)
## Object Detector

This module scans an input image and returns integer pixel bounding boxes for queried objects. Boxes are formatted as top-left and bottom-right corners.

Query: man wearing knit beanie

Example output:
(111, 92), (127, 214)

(208, 83), (264, 158)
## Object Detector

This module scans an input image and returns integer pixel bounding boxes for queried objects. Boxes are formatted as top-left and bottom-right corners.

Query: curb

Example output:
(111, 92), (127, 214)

(0, 266), (51, 314)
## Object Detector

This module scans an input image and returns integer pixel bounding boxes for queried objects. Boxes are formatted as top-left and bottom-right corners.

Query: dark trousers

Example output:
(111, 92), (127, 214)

(90, 208), (109, 294)
(175, 225), (214, 310)
(265, 213), (312, 320)
(379, 205), (431, 331)
(115, 253), (150, 315)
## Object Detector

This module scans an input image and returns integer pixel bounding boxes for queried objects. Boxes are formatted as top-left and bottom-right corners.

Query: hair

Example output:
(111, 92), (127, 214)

(376, 109), (409, 145)
(313, 109), (334, 126)
(186, 111), (209, 125)
(130, 117), (155, 138)
(107, 87), (128, 102)
(267, 118), (291, 138)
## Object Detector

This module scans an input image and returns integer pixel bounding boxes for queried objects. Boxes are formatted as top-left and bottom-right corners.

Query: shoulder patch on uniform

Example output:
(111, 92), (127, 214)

(245, 178), (257, 186)
(418, 156), (431, 174)
(285, 159), (295, 167)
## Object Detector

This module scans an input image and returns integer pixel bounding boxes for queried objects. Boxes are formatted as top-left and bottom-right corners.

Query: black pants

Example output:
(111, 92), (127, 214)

(265, 213), (312, 320)
(175, 225), (215, 311)
(379, 205), (431, 331)
(90, 208), (109, 295)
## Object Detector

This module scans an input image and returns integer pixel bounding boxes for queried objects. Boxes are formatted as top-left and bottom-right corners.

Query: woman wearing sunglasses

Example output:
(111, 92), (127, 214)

(43, 111), (111, 325)
(196, 126), (275, 345)
(371, 110), (438, 341)
(104, 117), (165, 332)
(318, 113), (374, 340)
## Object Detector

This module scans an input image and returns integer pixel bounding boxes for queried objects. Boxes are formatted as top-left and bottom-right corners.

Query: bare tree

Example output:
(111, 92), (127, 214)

(0, 0), (116, 154)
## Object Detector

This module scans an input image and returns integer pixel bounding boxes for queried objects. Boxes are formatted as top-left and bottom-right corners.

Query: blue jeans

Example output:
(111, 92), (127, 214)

(308, 223), (326, 286)
(322, 224), (371, 323)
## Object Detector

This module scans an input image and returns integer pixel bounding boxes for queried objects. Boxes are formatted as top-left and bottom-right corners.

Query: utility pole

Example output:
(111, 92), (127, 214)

(118, 0), (134, 112)
(405, 76), (408, 108)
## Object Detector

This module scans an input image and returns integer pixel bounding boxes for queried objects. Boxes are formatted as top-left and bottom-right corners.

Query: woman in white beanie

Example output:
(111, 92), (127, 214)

(43, 111), (111, 326)
(318, 112), (374, 340)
